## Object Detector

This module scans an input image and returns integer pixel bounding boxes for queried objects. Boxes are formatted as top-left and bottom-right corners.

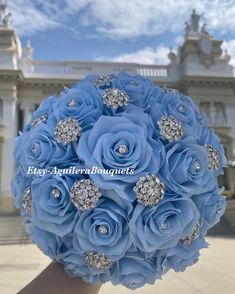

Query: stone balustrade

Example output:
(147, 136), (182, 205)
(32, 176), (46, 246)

(20, 59), (174, 82)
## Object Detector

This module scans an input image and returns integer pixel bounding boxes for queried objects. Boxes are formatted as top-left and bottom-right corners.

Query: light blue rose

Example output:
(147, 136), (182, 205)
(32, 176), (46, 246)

(129, 195), (200, 252)
(31, 226), (72, 261)
(31, 174), (79, 237)
(11, 167), (33, 231)
(111, 250), (157, 290)
(149, 92), (206, 143)
(161, 139), (217, 197)
(11, 167), (32, 209)
(150, 92), (206, 138)
(14, 123), (79, 170)
(156, 237), (208, 274)
(51, 84), (103, 131)
(192, 189), (226, 235)
(62, 248), (112, 284)
(73, 191), (133, 260)
(77, 74), (114, 89)
(76, 111), (165, 193)
(113, 71), (161, 111)
(23, 95), (57, 133)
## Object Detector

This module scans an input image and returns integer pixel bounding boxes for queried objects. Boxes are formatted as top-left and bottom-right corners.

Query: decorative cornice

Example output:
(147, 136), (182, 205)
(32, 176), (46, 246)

(180, 75), (235, 87)
(19, 77), (81, 88)
(0, 69), (23, 82)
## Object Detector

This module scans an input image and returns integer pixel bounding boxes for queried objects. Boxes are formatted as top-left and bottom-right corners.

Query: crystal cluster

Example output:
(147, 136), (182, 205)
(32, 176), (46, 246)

(70, 179), (102, 211)
(85, 251), (113, 271)
(22, 187), (32, 215)
(133, 174), (165, 206)
(98, 225), (109, 235)
(51, 188), (61, 198)
(117, 144), (128, 155)
(178, 104), (185, 113)
(31, 115), (47, 128)
(158, 115), (183, 142)
(102, 88), (129, 109)
(67, 99), (77, 107)
(195, 160), (201, 171)
(205, 144), (220, 170)
(93, 75), (113, 89)
(181, 222), (200, 246)
(54, 118), (82, 145)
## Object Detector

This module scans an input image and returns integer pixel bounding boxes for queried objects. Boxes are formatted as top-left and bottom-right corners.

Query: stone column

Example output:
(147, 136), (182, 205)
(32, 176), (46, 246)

(20, 102), (34, 127)
(0, 96), (17, 200)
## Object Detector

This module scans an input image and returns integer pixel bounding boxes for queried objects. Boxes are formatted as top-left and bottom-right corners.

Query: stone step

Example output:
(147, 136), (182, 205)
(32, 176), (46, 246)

(0, 216), (32, 245)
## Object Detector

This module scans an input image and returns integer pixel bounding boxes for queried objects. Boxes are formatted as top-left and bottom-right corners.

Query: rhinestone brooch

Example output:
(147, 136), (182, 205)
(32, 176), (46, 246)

(157, 115), (183, 142)
(54, 118), (82, 145)
(101, 88), (129, 109)
(70, 179), (102, 211)
(181, 222), (200, 246)
(133, 174), (165, 206)
(85, 251), (113, 271)
(93, 75), (113, 89)
(205, 144), (220, 170)
(31, 115), (47, 128)
(22, 187), (32, 215)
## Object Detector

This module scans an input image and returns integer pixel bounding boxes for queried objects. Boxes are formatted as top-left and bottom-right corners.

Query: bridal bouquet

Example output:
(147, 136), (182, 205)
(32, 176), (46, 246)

(12, 72), (226, 290)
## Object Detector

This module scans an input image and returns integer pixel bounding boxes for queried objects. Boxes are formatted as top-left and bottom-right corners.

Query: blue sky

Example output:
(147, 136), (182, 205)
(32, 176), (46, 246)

(6, 0), (235, 65)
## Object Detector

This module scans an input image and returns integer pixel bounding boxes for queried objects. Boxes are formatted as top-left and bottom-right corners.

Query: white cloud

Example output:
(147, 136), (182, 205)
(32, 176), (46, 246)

(8, 0), (60, 36)
(222, 40), (235, 67)
(96, 45), (171, 65)
(6, 0), (235, 39)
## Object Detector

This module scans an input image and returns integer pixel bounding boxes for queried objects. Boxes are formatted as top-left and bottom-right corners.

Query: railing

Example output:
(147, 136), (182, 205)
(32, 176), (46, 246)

(20, 60), (171, 81)
(137, 66), (168, 77)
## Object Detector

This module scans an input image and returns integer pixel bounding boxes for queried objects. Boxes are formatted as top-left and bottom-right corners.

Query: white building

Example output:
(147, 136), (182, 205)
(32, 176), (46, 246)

(0, 4), (235, 223)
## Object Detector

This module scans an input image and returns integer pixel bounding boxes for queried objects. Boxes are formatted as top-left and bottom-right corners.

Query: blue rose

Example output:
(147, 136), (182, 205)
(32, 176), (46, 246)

(161, 139), (217, 197)
(192, 189), (226, 235)
(150, 92), (205, 133)
(23, 96), (57, 133)
(62, 248), (111, 284)
(111, 250), (156, 290)
(51, 84), (103, 131)
(14, 123), (78, 170)
(31, 174), (79, 237)
(11, 167), (33, 231)
(113, 71), (161, 111)
(129, 195), (200, 252)
(11, 167), (32, 209)
(31, 226), (72, 261)
(77, 111), (165, 193)
(156, 237), (208, 274)
(76, 74), (114, 89)
(33, 95), (57, 120)
(149, 92), (206, 142)
(198, 127), (227, 176)
(73, 191), (133, 260)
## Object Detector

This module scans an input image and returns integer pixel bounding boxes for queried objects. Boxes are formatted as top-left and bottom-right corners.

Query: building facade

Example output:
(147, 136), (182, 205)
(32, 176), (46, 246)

(0, 6), (235, 218)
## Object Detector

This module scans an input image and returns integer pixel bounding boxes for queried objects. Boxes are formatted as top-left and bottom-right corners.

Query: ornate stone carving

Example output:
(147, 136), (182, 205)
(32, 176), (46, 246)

(0, 1), (11, 28)
(185, 9), (202, 36)
(22, 41), (33, 60)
